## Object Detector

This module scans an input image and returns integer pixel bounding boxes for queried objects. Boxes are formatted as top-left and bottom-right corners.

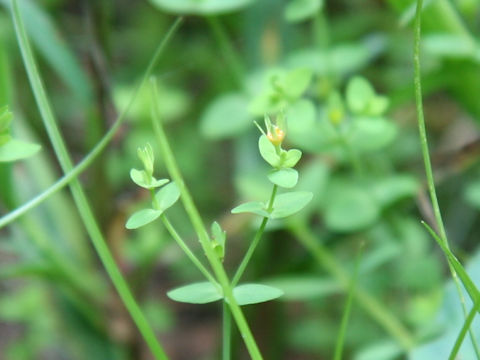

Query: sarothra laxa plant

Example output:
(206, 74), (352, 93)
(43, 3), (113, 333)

(126, 97), (313, 358)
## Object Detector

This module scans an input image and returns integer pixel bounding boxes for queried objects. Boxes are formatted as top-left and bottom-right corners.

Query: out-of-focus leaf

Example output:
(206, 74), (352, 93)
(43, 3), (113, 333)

(149, 0), (254, 15)
(263, 276), (340, 300)
(200, 93), (253, 139)
(268, 168), (298, 188)
(125, 208), (162, 229)
(0, 138), (40, 162)
(284, 0), (323, 23)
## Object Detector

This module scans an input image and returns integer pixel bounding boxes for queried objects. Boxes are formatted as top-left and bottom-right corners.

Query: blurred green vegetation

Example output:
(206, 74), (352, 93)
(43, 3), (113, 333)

(1, 0), (480, 359)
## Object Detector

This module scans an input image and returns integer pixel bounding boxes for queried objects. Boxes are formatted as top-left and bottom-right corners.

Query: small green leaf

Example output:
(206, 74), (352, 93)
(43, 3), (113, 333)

(232, 284), (283, 305)
(167, 282), (222, 304)
(346, 76), (375, 115)
(126, 208), (162, 229)
(268, 168), (299, 188)
(281, 149), (302, 168)
(348, 118), (397, 152)
(324, 183), (379, 232)
(130, 168), (169, 189)
(155, 182), (180, 211)
(284, 0), (323, 23)
(284, 68), (313, 98)
(0, 139), (41, 162)
(149, 0), (253, 15)
(231, 201), (269, 217)
(200, 93), (252, 139)
(271, 191), (313, 219)
(367, 95), (389, 116)
(258, 135), (281, 167)
(370, 175), (419, 207)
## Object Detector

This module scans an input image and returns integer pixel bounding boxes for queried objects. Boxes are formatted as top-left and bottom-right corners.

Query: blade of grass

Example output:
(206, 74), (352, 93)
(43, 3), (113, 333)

(10, 1), (178, 358)
(413, 0), (480, 356)
(450, 296), (480, 360)
(150, 78), (263, 360)
(0, 17), (183, 230)
(334, 242), (364, 360)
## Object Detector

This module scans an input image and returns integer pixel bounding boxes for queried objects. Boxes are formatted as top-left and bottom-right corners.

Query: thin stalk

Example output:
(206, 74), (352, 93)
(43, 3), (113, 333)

(150, 79), (263, 360)
(0, 17), (183, 229)
(206, 16), (244, 89)
(160, 214), (218, 286)
(450, 297), (480, 360)
(413, 0), (480, 356)
(222, 302), (232, 360)
(333, 243), (364, 360)
(232, 184), (278, 287)
(11, 1), (174, 358)
(288, 219), (415, 350)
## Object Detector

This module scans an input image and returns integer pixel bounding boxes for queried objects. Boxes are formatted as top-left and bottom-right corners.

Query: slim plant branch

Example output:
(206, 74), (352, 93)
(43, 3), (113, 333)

(232, 184), (278, 287)
(0, 17), (183, 229)
(413, 0), (480, 356)
(288, 219), (415, 350)
(150, 78), (263, 360)
(334, 243), (364, 360)
(10, 1), (179, 358)
(160, 214), (218, 286)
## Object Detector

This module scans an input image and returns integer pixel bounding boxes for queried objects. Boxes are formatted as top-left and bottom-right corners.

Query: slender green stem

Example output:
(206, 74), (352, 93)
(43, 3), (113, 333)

(222, 301), (232, 360)
(288, 219), (415, 350)
(232, 185), (278, 287)
(450, 297), (480, 360)
(206, 16), (244, 89)
(149, 79), (263, 360)
(11, 2), (175, 358)
(160, 214), (218, 286)
(0, 17), (183, 230)
(413, 1), (480, 357)
(334, 243), (364, 360)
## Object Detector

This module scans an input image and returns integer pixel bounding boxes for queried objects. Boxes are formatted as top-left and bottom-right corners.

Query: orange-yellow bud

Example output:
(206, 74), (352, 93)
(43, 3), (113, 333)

(267, 126), (285, 146)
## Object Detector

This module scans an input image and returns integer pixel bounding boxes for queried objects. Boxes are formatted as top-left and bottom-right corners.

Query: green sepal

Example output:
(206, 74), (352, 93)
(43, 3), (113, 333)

(211, 221), (226, 261)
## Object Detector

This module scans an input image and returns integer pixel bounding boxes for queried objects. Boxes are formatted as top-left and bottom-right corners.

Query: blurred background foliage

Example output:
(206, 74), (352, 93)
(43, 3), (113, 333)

(1, 0), (480, 359)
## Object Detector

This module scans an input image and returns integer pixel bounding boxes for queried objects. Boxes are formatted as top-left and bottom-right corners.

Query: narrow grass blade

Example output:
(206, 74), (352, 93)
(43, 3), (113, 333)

(450, 297), (480, 360)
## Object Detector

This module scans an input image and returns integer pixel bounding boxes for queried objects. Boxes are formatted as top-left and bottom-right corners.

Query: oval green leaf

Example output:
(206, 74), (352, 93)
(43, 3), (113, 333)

(271, 191), (313, 219)
(167, 282), (223, 304)
(231, 201), (269, 217)
(284, 0), (324, 23)
(155, 182), (180, 211)
(324, 184), (379, 232)
(125, 208), (162, 230)
(232, 284), (284, 305)
(281, 149), (302, 168)
(346, 76), (375, 115)
(0, 139), (41, 162)
(130, 168), (169, 189)
(150, 0), (253, 15)
(200, 93), (252, 139)
(268, 168), (298, 188)
(348, 118), (397, 152)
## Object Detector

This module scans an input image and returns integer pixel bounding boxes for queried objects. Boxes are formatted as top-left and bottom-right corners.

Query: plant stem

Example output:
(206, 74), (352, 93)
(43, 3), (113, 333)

(222, 301), (232, 360)
(232, 185), (278, 287)
(206, 16), (244, 89)
(333, 242), (364, 360)
(150, 79), (263, 360)
(0, 17), (183, 230)
(413, 0), (480, 357)
(288, 219), (415, 350)
(160, 214), (218, 286)
(10, 1), (173, 358)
